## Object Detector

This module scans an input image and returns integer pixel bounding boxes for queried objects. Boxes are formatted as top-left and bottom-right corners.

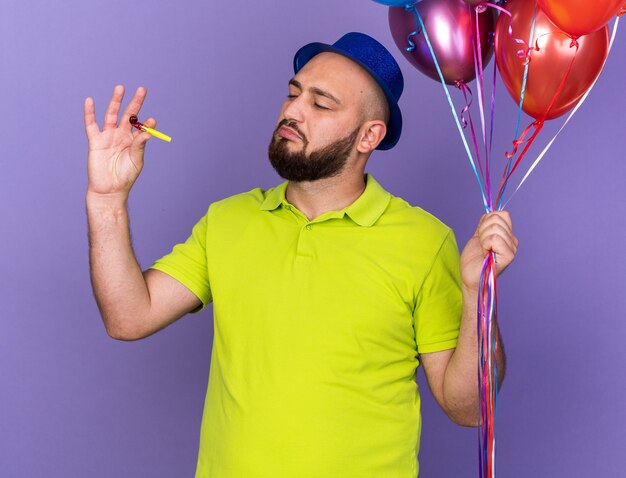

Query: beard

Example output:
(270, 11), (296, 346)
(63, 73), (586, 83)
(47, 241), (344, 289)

(268, 120), (360, 182)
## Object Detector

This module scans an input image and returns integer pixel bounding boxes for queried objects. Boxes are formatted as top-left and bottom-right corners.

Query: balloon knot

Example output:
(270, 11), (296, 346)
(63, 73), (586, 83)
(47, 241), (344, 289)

(517, 48), (532, 66)
(405, 1), (423, 11)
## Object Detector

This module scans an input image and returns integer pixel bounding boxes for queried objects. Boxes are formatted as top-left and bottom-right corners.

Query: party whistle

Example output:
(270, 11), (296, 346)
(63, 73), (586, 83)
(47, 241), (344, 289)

(129, 115), (172, 142)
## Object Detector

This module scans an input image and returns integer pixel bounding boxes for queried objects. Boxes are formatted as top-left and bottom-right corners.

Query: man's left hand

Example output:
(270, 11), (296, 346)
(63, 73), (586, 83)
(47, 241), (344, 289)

(460, 211), (518, 293)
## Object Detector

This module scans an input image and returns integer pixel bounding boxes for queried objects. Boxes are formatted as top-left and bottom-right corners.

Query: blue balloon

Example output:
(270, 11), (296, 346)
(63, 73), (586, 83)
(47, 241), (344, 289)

(371, 0), (414, 6)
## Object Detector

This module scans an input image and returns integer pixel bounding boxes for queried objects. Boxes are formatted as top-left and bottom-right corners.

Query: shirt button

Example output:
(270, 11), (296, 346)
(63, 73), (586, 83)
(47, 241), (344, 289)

(306, 225), (312, 231)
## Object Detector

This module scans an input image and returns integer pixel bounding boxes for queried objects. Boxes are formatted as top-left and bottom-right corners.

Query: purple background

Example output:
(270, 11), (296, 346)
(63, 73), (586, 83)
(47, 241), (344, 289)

(1, 0), (624, 476)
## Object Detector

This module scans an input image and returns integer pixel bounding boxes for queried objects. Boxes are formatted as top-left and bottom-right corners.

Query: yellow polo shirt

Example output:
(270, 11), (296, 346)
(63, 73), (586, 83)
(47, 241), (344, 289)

(150, 173), (462, 478)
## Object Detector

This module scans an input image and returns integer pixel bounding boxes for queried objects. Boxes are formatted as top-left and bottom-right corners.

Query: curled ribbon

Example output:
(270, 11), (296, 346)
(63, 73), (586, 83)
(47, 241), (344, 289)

(405, 32), (417, 52)
(405, 25), (422, 52)
(457, 80), (487, 186)
(403, 3), (422, 52)
(481, 3), (532, 62)
(455, 81), (473, 129)
(503, 120), (543, 160)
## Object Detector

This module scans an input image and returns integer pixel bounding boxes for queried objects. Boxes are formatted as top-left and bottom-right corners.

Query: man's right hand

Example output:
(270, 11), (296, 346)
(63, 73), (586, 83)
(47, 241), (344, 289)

(84, 85), (156, 200)
(84, 85), (201, 340)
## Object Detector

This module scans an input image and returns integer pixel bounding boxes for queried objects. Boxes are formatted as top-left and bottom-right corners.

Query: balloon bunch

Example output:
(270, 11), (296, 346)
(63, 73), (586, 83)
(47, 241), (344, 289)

(372, 1), (622, 477)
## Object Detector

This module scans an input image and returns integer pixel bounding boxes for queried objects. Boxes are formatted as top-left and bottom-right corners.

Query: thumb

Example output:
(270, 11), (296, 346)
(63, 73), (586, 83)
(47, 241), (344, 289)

(473, 213), (488, 236)
(131, 117), (157, 152)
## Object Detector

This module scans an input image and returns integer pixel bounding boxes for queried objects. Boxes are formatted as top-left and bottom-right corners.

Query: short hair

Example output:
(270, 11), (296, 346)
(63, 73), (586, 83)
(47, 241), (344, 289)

(359, 72), (390, 126)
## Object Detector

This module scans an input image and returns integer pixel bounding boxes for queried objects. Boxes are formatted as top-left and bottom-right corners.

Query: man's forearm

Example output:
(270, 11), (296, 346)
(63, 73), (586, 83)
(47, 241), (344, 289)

(442, 285), (506, 426)
(86, 192), (151, 340)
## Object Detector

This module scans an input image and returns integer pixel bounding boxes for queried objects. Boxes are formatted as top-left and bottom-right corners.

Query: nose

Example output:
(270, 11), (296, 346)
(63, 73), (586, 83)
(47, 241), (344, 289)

(281, 94), (305, 123)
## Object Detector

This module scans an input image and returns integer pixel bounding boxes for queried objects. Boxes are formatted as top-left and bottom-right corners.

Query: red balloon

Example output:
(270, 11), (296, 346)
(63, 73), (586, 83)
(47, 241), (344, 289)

(536, 0), (623, 38)
(388, 0), (497, 85)
(495, 0), (609, 120)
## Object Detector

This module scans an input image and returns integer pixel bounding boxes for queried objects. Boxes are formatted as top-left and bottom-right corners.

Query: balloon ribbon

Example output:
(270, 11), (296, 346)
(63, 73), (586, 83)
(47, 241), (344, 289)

(495, 35), (580, 206)
(398, 2), (619, 478)
(502, 15), (621, 208)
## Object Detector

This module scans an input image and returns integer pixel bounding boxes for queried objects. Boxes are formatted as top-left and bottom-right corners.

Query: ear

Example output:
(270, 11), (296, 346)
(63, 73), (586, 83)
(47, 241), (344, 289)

(356, 120), (387, 154)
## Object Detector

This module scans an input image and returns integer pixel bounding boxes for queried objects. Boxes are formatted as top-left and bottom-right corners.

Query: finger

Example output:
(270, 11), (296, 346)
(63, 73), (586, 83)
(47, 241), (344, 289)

(482, 236), (516, 272)
(475, 212), (516, 248)
(83, 97), (101, 140)
(479, 224), (517, 254)
(131, 117), (157, 139)
(480, 231), (517, 262)
(491, 210), (513, 233)
(480, 213), (514, 238)
(131, 131), (153, 155)
(491, 239), (515, 275)
(131, 118), (156, 147)
(120, 86), (148, 133)
(103, 85), (125, 130)
(487, 211), (518, 247)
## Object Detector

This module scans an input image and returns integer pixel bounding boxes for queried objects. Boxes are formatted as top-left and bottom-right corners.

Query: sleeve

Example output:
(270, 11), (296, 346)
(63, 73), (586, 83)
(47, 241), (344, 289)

(413, 229), (463, 354)
(149, 211), (213, 313)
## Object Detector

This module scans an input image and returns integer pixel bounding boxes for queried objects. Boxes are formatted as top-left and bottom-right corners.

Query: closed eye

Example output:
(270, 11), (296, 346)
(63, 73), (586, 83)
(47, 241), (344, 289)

(287, 78), (341, 110)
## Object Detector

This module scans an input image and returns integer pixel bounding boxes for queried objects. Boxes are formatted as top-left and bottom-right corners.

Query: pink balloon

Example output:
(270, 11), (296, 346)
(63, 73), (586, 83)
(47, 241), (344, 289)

(389, 0), (497, 85)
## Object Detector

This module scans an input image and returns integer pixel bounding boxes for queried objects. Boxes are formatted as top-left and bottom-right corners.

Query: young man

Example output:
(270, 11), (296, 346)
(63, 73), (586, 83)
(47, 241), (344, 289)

(84, 32), (517, 477)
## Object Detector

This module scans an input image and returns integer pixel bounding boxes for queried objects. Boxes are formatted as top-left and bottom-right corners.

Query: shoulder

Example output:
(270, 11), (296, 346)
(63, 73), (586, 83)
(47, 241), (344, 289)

(207, 185), (279, 218)
(209, 187), (265, 211)
(380, 192), (455, 247)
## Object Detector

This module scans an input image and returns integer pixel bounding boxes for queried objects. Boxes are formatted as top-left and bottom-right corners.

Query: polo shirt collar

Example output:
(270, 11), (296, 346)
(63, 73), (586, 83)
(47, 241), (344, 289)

(344, 174), (391, 227)
(259, 173), (391, 227)
(259, 180), (288, 212)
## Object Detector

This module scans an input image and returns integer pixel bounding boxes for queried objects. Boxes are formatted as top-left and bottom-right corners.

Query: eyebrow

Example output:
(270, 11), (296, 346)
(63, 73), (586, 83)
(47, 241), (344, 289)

(289, 79), (342, 105)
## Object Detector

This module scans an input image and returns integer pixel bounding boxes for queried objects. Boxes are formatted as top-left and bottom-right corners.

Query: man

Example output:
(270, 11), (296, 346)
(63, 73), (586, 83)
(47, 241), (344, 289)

(84, 32), (517, 477)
